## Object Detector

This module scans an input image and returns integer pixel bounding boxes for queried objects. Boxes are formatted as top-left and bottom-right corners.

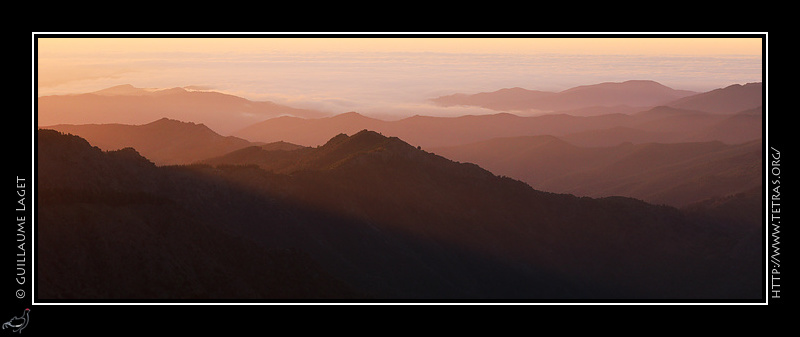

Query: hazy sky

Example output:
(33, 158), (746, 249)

(36, 34), (764, 118)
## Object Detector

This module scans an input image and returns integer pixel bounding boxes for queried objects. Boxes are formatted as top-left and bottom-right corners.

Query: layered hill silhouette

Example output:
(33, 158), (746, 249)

(37, 129), (762, 300)
(234, 111), (390, 147)
(38, 80), (762, 150)
(666, 82), (763, 114)
(430, 80), (762, 115)
(36, 130), (362, 299)
(234, 105), (761, 148)
(558, 106), (762, 147)
(232, 82), (761, 148)
(203, 130), (419, 174)
(431, 136), (762, 207)
(42, 107), (760, 209)
(37, 85), (329, 135)
(43, 118), (257, 166)
(430, 80), (699, 112)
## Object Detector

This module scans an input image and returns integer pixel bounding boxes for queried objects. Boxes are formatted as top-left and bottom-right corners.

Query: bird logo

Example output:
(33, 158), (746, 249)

(1, 308), (29, 333)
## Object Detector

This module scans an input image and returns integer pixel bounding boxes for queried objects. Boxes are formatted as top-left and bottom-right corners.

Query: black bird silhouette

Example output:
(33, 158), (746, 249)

(2, 308), (29, 333)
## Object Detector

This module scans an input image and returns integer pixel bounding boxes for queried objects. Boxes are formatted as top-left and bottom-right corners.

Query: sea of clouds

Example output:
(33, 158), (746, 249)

(37, 50), (763, 119)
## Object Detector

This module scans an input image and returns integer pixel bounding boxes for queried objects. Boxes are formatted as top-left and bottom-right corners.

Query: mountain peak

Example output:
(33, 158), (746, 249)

(350, 129), (387, 140)
(496, 87), (531, 93)
(323, 133), (351, 147)
(146, 117), (199, 127)
(335, 111), (364, 117)
(152, 87), (189, 95)
(91, 85), (191, 97)
(92, 84), (149, 96)
(321, 129), (395, 151)
(302, 130), (420, 169)
(561, 80), (671, 93)
(622, 79), (663, 85)
(724, 82), (761, 89)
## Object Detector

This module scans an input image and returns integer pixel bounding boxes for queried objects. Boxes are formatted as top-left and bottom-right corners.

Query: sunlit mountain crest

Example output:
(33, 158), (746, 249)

(91, 84), (217, 96)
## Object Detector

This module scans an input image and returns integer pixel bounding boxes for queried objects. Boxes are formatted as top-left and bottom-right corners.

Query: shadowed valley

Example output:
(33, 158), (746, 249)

(37, 128), (762, 300)
(431, 136), (762, 208)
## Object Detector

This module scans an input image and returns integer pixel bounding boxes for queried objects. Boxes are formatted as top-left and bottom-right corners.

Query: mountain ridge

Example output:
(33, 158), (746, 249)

(431, 80), (700, 112)
(37, 129), (762, 300)
(37, 84), (330, 134)
(205, 129), (456, 175)
(666, 82), (763, 114)
(43, 117), (256, 166)
(233, 104), (760, 148)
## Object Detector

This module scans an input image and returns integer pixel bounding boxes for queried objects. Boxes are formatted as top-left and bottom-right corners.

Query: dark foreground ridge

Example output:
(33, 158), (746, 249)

(36, 129), (762, 301)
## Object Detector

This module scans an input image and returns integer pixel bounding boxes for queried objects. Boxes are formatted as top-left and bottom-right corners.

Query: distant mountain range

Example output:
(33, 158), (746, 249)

(229, 81), (761, 148)
(430, 80), (762, 115)
(37, 129), (762, 300)
(666, 82), (763, 114)
(37, 85), (329, 135)
(233, 105), (761, 148)
(42, 87), (762, 207)
(45, 104), (761, 168)
(37, 80), (763, 139)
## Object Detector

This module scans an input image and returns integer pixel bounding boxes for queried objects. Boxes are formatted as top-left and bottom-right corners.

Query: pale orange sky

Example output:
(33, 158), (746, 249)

(35, 34), (765, 118)
(37, 36), (763, 55)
